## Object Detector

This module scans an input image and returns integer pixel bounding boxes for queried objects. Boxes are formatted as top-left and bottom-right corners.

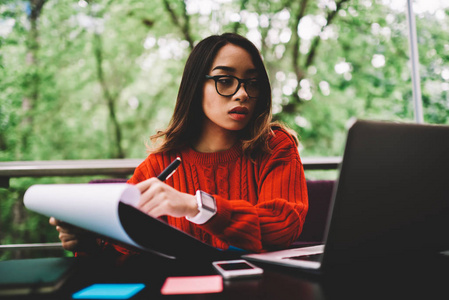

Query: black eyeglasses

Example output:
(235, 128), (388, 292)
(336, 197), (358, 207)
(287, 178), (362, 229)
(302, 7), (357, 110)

(205, 75), (260, 98)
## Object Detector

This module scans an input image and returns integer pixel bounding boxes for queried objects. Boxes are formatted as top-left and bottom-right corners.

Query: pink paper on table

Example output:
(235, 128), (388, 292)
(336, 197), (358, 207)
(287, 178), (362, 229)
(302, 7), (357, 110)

(160, 275), (223, 295)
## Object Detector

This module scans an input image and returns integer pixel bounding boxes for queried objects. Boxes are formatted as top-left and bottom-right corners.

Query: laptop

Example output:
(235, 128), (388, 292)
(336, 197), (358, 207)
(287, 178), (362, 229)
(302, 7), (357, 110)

(244, 119), (449, 272)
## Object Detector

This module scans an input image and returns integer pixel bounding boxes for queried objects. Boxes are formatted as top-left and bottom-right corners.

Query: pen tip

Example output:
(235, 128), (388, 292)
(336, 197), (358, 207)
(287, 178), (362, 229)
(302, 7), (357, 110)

(176, 157), (181, 161)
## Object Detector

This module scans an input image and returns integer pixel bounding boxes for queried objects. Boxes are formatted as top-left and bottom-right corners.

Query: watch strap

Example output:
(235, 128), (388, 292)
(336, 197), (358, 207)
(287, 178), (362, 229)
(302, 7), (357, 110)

(186, 190), (217, 224)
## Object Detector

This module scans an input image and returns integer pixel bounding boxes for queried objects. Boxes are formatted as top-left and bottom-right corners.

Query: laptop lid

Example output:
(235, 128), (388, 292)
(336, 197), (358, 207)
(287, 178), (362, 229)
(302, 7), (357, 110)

(244, 119), (449, 271)
(321, 119), (449, 268)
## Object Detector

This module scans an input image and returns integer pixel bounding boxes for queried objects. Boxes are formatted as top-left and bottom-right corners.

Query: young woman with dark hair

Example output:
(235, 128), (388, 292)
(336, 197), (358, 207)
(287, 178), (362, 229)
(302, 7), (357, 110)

(152, 33), (274, 157)
(50, 33), (308, 255)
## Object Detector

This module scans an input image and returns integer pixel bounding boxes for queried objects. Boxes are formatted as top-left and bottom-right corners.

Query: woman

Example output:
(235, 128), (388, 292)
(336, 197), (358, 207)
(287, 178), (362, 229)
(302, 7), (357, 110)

(50, 33), (308, 255)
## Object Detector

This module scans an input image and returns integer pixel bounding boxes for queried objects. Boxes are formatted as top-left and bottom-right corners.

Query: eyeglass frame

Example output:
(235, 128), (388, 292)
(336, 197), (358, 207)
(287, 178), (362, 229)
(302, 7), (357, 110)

(205, 75), (260, 98)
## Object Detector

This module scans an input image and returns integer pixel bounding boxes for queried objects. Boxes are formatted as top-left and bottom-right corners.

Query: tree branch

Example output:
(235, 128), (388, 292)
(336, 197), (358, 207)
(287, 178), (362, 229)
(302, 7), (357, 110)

(162, 0), (194, 50)
(282, 0), (308, 113)
(21, 0), (47, 152)
(93, 33), (124, 158)
(232, 0), (249, 33)
(292, 0), (309, 82)
(305, 0), (350, 68)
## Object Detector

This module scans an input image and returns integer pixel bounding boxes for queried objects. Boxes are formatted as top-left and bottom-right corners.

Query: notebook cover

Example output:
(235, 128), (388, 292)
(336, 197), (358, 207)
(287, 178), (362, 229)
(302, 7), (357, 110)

(0, 257), (76, 296)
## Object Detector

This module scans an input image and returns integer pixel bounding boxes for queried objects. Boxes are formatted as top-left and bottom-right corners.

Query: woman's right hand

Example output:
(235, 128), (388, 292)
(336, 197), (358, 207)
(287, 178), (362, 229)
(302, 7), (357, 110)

(49, 217), (97, 252)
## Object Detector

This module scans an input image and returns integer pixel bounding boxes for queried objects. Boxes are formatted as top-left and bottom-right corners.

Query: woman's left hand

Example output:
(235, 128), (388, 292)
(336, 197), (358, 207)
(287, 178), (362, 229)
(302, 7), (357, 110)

(135, 177), (198, 218)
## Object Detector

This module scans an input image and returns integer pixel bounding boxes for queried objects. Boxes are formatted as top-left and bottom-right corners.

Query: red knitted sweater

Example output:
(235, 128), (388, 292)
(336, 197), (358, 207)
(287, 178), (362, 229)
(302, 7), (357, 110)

(127, 128), (308, 253)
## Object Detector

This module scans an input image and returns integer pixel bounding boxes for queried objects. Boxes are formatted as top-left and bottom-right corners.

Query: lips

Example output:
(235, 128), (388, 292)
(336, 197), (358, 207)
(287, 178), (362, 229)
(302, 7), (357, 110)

(228, 106), (249, 121)
(229, 106), (249, 115)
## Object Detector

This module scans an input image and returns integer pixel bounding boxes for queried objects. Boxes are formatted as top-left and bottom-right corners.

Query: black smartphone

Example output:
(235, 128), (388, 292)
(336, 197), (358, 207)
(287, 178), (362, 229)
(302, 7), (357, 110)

(212, 259), (263, 279)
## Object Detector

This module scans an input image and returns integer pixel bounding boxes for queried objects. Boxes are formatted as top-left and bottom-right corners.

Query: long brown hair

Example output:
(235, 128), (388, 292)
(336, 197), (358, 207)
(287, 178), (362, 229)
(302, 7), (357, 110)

(150, 33), (297, 156)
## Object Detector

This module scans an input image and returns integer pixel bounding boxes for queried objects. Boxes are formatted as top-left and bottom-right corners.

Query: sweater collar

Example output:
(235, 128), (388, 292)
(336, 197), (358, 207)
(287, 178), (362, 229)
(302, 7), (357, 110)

(182, 141), (242, 164)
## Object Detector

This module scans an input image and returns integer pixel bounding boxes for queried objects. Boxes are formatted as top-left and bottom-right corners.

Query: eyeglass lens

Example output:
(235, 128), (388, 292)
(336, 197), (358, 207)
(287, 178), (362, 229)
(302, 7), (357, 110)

(216, 77), (260, 98)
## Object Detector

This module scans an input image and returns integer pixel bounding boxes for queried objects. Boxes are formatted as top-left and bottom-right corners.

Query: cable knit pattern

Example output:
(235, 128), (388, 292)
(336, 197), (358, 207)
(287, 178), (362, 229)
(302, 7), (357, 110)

(127, 128), (308, 253)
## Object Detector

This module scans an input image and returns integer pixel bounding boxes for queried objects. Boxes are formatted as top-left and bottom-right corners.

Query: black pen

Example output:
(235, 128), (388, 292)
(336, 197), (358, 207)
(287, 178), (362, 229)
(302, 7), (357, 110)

(157, 157), (181, 181)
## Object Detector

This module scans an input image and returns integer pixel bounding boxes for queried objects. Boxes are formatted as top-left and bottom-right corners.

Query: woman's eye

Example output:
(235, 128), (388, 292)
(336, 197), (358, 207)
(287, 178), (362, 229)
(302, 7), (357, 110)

(218, 79), (234, 86)
(247, 80), (259, 87)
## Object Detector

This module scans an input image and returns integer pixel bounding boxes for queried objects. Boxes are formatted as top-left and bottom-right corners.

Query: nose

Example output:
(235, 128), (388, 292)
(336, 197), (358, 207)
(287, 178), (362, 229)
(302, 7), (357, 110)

(233, 83), (249, 102)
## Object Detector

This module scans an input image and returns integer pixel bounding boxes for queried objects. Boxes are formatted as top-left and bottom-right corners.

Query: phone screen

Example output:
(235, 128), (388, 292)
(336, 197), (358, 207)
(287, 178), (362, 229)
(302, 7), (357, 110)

(217, 262), (254, 271)
(213, 260), (263, 279)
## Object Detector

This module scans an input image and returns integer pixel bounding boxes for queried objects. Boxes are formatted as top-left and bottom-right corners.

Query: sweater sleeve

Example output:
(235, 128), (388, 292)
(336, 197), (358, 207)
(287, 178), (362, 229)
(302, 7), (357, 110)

(127, 155), (161, 184)
(202, 129), (308, 253)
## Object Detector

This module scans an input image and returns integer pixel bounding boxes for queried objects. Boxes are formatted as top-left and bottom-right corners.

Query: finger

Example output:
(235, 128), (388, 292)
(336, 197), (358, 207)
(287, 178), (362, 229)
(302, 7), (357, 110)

(138, 189), (162, 214)
(54, 220), (75, 231)
(135, 177), (159, 193)
(52, 220), (73, 234)
(49, 217), (61, 226)
(137, 180), (165, 209)
(56, 225), (74, 234)
(144, 202), (168, 218)
(140, 192), (182, 218)
(50, 218), (73, 230)
(59, 231), (77, 243)
(61, 239), (79, 251)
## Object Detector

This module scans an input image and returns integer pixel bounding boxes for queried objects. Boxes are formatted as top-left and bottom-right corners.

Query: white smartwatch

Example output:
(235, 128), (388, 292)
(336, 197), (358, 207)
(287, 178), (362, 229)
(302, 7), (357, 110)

(186, 190), (217, 224)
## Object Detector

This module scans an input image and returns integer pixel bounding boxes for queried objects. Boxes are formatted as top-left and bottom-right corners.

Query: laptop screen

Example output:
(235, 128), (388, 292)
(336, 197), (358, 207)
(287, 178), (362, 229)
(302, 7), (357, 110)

(321, 120), (449, 266)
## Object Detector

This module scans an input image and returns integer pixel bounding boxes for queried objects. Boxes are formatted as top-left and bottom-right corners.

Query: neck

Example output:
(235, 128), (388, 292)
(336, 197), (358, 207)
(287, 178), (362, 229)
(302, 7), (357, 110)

(193, 125), (238, 153)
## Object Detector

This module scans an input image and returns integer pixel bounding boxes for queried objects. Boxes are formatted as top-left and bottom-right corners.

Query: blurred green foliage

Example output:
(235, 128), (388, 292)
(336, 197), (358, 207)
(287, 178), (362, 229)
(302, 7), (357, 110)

(1, 0), (448, 258)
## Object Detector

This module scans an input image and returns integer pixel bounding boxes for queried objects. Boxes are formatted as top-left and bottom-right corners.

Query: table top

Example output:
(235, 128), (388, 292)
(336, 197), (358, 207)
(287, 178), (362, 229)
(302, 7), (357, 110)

(3, 250), (449, 300)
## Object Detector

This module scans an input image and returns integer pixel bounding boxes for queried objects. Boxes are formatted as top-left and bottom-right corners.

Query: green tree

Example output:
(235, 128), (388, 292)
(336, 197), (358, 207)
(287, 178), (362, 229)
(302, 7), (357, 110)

(1, 0), (448, 258)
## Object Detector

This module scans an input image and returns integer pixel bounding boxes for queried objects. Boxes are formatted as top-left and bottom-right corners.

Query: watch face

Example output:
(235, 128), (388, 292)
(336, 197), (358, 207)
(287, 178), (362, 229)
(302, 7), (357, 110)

(200, 191), (216, 212)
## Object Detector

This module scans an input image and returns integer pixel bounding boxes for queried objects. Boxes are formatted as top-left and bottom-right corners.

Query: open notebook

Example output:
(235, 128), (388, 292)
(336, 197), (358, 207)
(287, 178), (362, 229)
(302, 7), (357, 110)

(244, 120), (449, 272)
(24, 183), (231, 260)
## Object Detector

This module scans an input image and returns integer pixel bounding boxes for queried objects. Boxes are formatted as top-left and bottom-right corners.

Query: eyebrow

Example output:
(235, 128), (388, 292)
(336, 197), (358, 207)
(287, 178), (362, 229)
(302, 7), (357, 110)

(212, 65), (258, 75)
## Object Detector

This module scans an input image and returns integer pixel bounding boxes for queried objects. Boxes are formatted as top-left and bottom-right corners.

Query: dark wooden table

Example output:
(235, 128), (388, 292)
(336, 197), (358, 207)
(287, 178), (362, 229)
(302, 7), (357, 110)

(3, 249), (449, 300)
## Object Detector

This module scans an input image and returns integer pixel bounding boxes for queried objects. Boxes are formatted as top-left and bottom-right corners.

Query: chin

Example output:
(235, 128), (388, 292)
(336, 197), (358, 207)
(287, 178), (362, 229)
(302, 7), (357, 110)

(226, 124), (248, 132)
